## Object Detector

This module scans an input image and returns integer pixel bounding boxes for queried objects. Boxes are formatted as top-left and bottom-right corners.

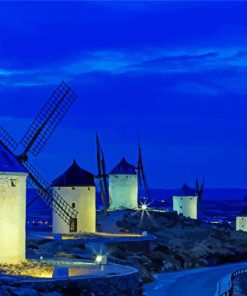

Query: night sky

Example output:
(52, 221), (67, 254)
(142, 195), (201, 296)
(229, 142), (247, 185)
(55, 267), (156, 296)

(1, 1), (247, 188)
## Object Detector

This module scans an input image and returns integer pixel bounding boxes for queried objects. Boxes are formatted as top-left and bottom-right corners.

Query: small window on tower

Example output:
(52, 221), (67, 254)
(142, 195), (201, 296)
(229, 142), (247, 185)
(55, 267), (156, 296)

(10, 179), (17, 187)
(72, 187), (75, 190)
(88, 187), (90, 191)
(72, 203), (75, 208)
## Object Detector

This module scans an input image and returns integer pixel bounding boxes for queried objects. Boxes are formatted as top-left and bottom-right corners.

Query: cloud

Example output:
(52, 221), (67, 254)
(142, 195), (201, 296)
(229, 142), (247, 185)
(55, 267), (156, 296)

(62, 47), (247, 76)
(215, 74), (247, 95)
(1, 47), (247, 98)
(0, 68), (26, 76)
(173, 82), (220, 96)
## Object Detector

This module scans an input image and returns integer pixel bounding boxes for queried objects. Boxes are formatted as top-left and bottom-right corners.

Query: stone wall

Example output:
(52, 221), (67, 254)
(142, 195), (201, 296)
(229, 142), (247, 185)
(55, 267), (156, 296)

(0, 270), (141, 296)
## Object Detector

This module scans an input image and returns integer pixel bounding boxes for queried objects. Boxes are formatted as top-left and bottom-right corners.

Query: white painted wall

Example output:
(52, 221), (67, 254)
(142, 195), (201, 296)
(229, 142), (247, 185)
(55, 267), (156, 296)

(52, 186), (96, 234)
(173, 196), (198, 219)
(0, 172), (27, 264)
(236, 216), (247, 232)
(109, 174), (138, 210)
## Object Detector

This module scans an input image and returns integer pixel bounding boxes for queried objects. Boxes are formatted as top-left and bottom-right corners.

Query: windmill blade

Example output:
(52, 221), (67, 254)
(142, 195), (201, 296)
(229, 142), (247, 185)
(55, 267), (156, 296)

(101, 148), (111, 206)
(0, 126), (19, 152)
(138, 140), (151, 202)
(140, 164), (151, 199)
(96, 134), (108, 215)
(137, 142), (144, 189)
(195, 178), (201, 202)
(200, 177), (205, 193)
(23, 161), (78, 225)
(20, 81), (77, 157)
(196, 177), (205, 204)
(96, 135), (102, 176)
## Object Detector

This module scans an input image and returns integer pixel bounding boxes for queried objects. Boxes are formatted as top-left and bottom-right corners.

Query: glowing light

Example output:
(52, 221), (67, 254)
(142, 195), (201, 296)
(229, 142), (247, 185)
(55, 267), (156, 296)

(95, 255), (107, 265)
(140, 201), (150, 211)
(95, 255), (103, 264)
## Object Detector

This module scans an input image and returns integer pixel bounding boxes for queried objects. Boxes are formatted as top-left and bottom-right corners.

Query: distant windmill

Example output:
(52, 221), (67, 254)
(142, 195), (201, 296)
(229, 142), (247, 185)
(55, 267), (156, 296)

(96, 134), (110, 216)
(0, 81), (78, 226)
(137, 140), (152, 206)
(196, 177), (205, 214)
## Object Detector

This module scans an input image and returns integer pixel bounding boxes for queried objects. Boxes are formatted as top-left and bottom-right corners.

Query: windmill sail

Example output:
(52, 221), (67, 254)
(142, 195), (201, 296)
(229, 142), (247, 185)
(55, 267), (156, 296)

(196, 177), (205, 214)
(96, 134), (109, 215)
(138, 140), (151, 203)
(20, 81), (77, 158)
(101, 147), (111, 206)
(0, 127), (19, 152)
(0, 82), (79, 225)
(23, 161), (78, 225)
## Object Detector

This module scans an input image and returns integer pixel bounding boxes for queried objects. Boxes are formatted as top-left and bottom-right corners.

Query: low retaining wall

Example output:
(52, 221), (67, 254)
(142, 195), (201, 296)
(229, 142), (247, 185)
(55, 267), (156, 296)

(215, 267), (247, 296)
(0, 263), (141, 296)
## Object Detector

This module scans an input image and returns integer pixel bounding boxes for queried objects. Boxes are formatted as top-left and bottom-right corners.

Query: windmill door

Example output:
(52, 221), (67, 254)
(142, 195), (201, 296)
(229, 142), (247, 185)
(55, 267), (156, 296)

(70, 218), (77, 232)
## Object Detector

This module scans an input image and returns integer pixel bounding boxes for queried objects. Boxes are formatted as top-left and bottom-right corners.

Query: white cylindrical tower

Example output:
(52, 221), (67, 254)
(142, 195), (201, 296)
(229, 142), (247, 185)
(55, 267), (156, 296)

(173, 184), (198, 219)
(0, 144), (28, 264)
(109, 158), (138, 210)
(236, 208), (247, 231)
(52, 160), (96, 234)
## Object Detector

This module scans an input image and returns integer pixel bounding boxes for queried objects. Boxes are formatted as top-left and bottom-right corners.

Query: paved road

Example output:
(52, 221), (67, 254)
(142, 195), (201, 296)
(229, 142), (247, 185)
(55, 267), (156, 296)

(144, 262), (247, 296)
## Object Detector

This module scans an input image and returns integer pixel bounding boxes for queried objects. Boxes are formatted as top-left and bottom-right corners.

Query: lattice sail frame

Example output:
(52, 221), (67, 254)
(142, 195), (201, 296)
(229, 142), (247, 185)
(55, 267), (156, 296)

(0, 131), (78, 225)
(0, 81), (79, 226)
(0, 127), (19, 152)
(20, 81), (77, 156)
(24, 161), (78, 224)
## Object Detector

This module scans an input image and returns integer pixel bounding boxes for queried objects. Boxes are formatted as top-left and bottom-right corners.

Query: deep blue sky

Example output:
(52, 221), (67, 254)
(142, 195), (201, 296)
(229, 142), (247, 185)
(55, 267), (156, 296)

(1, 1), (247, 188)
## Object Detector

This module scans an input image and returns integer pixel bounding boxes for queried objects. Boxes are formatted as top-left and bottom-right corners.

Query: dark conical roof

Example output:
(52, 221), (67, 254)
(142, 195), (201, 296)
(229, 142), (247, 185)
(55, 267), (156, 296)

(52, 160), (95, 187)
(175, 183), (196, 197)
(0, 143), (26, 173)
(110, 157), (136, 175)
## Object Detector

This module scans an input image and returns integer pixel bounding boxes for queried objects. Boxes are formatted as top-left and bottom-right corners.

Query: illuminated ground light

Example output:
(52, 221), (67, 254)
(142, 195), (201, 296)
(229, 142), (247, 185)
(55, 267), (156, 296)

(95, 255), (107, 265)
(141, 203), (148, 211)
(138, 201), (157, 226)
(96, 232), (141, 237)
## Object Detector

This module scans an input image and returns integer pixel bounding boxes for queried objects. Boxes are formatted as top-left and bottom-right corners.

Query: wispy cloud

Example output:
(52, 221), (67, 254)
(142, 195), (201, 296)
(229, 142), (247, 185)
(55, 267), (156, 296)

(173, 82), (220, 96)
(1, 47), (247, 96)
(0, 68), (27, 76)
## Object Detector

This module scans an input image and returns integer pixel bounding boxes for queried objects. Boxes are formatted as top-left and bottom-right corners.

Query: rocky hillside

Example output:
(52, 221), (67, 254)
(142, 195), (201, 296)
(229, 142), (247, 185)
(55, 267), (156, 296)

(108, 210), (247, 283)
